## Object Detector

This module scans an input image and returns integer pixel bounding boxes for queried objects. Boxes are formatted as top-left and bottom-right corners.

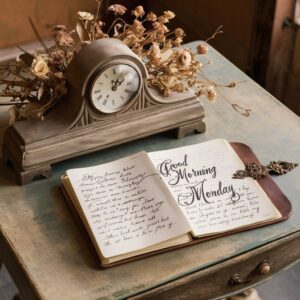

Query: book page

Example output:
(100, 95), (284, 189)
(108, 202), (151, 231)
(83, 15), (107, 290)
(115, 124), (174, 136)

(66, 152), (190, 258)
(149, 139), (281, 237)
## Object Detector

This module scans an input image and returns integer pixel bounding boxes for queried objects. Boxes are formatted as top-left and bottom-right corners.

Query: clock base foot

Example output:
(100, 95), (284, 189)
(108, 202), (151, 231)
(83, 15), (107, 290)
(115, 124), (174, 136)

(176, 119), (206, 139)
(17, 166), (52, 185)
(3, 147), (52, 185)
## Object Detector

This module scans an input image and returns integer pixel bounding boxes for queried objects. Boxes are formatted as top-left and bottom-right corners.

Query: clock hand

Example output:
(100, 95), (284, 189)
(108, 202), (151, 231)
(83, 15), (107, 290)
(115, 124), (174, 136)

(111, 78), (125, 91)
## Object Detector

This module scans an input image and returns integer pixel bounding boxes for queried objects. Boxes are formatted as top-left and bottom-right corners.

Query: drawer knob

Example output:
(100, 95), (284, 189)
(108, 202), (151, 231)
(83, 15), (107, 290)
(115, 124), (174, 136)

(259, 263), (271, 275)
(229, 259), (271, 286)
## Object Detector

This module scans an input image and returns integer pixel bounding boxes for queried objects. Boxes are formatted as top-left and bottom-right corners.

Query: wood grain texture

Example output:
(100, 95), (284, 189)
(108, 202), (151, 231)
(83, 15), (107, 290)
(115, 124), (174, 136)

(0, 41), (299, 299)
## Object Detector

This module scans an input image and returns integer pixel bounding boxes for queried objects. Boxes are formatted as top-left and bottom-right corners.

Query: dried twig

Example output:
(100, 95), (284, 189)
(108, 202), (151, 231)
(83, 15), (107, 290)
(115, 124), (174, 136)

(28, 17), (49, 53)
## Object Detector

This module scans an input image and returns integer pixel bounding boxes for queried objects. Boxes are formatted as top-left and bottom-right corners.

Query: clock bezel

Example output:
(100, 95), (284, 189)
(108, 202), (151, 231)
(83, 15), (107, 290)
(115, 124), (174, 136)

(86, 59), (143, 116)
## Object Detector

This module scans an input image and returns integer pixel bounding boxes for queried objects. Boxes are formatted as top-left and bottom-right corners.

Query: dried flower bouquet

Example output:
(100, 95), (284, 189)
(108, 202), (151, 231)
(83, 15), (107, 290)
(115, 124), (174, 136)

(0, 1), (250, 120)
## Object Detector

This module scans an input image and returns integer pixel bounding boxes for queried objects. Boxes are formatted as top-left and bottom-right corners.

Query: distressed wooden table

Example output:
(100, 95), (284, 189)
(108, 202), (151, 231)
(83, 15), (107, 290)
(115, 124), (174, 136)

(0, 41), (299, 300)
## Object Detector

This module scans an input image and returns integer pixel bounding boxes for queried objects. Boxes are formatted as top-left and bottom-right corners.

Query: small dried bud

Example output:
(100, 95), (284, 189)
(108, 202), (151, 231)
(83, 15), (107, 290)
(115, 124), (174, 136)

(175, 28), (185, 38)
(158, 10), (175, 24)
(197, 44), (209, 55)
(131, 19), (145, 35)
(77, 11), (94, 21)
(132, 5), (145, 18)
(31, 56), (49, 79)
(108, 4), (127, 16)
(164, 10), (175, 20)
(146, 12), (157, 22)
(179, 49), (192, 67)
(207, 87), (217, 102)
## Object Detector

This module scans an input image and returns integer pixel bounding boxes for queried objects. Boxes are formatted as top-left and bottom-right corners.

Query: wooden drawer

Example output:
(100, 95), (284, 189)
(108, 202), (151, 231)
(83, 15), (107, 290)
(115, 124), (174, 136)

(129, 231), (300, 300)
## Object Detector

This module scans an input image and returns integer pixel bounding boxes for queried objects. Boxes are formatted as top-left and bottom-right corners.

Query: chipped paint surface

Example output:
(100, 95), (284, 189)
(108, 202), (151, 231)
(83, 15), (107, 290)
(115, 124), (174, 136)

(0, 42), (299, 299)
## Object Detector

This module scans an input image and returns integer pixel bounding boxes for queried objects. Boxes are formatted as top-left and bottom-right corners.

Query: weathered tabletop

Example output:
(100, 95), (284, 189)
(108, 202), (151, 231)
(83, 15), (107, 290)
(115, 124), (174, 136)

(0, 41), (299, 300)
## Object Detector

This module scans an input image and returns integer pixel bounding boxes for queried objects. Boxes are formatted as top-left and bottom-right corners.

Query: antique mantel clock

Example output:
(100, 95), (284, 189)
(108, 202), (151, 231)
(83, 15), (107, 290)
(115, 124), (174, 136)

(3, 38), (205, 184)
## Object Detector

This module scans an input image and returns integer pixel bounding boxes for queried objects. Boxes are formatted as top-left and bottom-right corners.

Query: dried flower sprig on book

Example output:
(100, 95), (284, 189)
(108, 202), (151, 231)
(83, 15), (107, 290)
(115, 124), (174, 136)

(0, 1), (247, 120)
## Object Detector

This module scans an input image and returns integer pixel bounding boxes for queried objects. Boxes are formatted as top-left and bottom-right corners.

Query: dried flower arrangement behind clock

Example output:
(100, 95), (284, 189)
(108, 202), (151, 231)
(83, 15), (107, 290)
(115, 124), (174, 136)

(0, 1), (250, 121)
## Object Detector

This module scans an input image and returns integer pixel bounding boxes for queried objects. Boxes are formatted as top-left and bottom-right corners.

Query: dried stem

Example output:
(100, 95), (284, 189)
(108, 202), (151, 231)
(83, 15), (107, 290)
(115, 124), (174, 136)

(206, 25), (223, 43)
(28, 17), (49, 53)
(92, 0), (102, 42)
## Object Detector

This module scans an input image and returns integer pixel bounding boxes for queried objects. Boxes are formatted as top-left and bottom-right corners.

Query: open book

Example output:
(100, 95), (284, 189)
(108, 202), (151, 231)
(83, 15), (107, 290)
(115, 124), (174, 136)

(61, 139), (291, 267)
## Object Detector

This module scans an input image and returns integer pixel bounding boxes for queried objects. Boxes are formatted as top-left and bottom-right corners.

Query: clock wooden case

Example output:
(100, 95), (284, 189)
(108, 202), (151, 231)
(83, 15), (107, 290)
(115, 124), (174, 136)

(3, 38), (205, 185)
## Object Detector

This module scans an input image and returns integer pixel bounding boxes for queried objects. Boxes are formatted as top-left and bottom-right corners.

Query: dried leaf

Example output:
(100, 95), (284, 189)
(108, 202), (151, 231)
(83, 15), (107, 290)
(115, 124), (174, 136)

(37, 85), (44, 100)
(19, 53), (34, 67)
(76, 22), (89, 42)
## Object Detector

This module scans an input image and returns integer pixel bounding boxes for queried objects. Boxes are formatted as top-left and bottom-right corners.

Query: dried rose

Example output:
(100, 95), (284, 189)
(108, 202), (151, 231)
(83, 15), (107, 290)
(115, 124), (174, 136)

(77, 11), (94, 21)
(108, 4), (127, 16)
(146, 12), (157, 22)
(197, 44), (209, 55)
(132, 5), (145, 18)
(179, 49), (192, 67)
(31, 56), (49, 79)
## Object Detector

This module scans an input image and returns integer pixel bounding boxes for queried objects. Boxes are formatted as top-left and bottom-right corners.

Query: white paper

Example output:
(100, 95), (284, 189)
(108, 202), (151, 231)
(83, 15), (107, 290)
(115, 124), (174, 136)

(149, 139), (280, 236)
(67, 152), (190, 258)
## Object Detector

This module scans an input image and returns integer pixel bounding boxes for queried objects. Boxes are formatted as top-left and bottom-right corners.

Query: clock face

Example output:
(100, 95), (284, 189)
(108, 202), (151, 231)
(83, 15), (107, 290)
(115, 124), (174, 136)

(90, 64), (140, 113)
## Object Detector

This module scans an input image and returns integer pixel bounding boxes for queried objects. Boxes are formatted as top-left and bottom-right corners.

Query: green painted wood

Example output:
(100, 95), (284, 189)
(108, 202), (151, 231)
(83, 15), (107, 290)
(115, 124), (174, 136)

(0, 41), (299, 300)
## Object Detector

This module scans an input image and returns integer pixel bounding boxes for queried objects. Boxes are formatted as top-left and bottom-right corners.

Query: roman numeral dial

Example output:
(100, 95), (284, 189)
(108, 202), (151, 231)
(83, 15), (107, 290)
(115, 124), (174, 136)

(90, 64), (140, 113)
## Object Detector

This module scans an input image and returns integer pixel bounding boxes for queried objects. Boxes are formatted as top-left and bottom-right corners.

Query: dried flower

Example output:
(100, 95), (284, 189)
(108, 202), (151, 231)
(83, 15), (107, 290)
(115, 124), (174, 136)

(31, 56), (49, 79)
(122, 34), (139, 47)
(159, 11), (175, 24)
(94, 22), (109, 39)
(173, 37), (183, 47)
(153, 22), (169, 34)
(108, 4), (127, 16)
(131, 19), (146, 35)
(132, 6), (145, 18)
(164, 11), (175, 19)
(197, 44), (209, 55)
(146, 12), (157, 22)
(0, 3), (238, 121)
(49, 49), (65, 68)
(52, 25), (75, 48)
(179, 49), (192, 68)
(207, 87), (217, 102)
(175, 28), (185, 38)
(77, 11), (94, 21)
